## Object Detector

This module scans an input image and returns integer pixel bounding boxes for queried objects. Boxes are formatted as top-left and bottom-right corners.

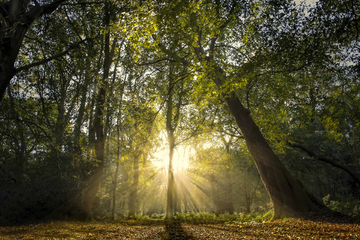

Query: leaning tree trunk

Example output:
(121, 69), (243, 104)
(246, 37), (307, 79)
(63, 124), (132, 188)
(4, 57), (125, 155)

(185, 8), (322, 216)
(211, 66), (320, 218)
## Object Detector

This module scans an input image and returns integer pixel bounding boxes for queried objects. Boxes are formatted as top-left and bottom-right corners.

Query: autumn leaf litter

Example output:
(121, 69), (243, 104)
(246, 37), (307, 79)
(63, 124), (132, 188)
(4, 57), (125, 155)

(0, 218), (359, 239)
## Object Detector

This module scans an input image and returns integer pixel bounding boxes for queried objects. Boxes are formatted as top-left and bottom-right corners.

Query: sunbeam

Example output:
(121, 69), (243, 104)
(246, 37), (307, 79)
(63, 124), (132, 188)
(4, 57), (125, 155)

(152, 145), (192, 173)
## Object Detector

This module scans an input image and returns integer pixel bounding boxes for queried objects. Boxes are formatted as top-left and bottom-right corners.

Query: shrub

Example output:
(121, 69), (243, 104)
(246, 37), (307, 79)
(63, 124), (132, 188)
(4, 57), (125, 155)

(323, 194), (360, 217)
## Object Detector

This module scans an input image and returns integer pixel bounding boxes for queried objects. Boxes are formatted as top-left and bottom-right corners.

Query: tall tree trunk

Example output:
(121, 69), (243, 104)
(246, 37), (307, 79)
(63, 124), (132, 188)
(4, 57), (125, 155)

(111, 125), (121, 220)
(121, 166), (130, 212)
(73, 70), (89, 208)
(209, 174), (220, 215)
(112, 154), (120, 220)
(221, 137), (234, 214)
(186, 9), (322, 216)
(223, 168), (234, 214)
(211, 65), (320, 218)
(141, 152), (149, 215)
(244, 181), (251, 214)
(111, 80), (124, 219)
(52, 73), (68, 178)
(83, 1), (113, 217)
(174, 184), (181, 213)
(129, 153), (140, 217)
(164, 66), (183, 219)
(165, 84), (175, 219)
(7, 88), (26, 184)
(166, 134), (175, 219)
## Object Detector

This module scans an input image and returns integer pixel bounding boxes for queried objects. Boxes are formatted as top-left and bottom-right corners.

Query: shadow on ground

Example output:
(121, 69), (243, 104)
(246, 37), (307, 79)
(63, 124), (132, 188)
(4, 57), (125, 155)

(160, 221), (195, 240)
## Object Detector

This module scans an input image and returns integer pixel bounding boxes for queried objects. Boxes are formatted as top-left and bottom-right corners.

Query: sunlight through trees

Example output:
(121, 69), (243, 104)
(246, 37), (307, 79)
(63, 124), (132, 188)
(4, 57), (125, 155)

(0, 0), (359, 227)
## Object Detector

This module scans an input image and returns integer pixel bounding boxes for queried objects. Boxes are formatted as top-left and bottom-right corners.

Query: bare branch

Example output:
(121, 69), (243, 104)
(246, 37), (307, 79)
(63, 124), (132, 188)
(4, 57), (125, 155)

(15, 38), (90, 73)
(137, 58), (175, 66)
(289, 142), (360, 185)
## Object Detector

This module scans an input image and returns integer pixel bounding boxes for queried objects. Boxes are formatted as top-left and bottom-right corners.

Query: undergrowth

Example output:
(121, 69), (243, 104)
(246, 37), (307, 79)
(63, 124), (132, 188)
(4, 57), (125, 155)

(114, 211), (274, 224)
(173, 211), (273, 223)
(323, 194), (360, 217)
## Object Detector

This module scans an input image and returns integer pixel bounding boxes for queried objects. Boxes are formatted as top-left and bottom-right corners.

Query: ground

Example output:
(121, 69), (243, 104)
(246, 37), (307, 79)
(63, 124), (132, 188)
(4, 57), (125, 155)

(1, 217), (359, 239)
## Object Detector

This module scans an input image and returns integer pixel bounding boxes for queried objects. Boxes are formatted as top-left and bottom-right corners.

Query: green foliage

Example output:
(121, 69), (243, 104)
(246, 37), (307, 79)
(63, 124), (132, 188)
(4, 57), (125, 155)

(115, 211), (273, 223)
(323, 194), (360, 217)
(150, 213), (166, 219)
(1, 0), (360, 225)
(171, 211), (272, 223)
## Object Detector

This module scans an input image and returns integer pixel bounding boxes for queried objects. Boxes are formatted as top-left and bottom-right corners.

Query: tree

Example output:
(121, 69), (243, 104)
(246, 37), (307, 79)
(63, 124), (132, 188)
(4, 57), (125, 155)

(111, 74), (125, 220)
(0, 0), (67, 102)
(163, 65), (186, 219)
(1, 0), (359, 224)
(146, 0), (323, 218)
(118, 66), (160, 217)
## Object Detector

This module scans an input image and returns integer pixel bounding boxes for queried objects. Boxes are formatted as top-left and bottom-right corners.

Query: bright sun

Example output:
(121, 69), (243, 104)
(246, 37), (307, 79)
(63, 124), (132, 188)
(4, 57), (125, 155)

(153, 145), (192, 172)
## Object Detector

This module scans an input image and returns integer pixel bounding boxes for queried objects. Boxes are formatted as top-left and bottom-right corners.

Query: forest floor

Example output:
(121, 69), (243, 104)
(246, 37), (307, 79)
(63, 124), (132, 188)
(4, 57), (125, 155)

(0, 217), (359, 239)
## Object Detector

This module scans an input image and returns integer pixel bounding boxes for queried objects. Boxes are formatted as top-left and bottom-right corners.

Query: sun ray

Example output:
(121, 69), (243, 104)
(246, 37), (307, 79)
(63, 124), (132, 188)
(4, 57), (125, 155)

(152, 145), (192, 173)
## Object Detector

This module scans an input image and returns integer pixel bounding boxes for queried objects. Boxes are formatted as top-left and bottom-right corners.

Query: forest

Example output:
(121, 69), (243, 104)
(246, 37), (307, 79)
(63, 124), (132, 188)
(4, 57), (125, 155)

(0, 0), (360, 238)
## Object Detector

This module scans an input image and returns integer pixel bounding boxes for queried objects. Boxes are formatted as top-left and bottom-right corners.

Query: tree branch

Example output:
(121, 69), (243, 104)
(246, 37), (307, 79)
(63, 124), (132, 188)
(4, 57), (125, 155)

(60, 1), (106, 6)
(25, 0), (67, 24)
(137, 58), (175, 66)
(15, 38), (90, 74)
(289, 142), (360, 185)
(158, 43), (190, 66)
(209, 0), (237, 54)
